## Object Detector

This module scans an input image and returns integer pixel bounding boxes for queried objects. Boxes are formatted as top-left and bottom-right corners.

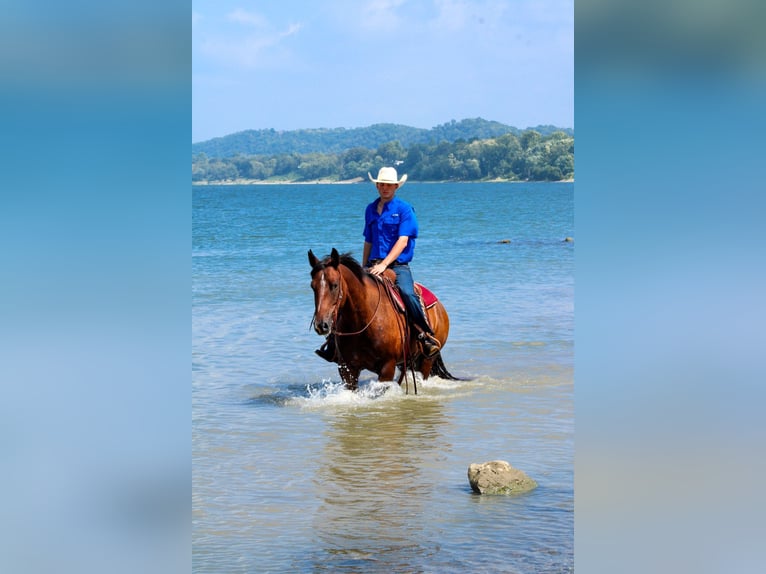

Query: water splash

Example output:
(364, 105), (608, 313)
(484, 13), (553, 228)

(290, 378), (403, 409)
(246, 371), (482, 412)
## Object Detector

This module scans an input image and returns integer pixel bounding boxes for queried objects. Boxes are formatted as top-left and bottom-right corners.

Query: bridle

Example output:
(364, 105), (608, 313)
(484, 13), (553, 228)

(314, 265), (384, 337)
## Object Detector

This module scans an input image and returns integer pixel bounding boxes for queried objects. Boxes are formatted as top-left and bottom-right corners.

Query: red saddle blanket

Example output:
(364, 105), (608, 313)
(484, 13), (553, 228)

(385, 281), (438, 313)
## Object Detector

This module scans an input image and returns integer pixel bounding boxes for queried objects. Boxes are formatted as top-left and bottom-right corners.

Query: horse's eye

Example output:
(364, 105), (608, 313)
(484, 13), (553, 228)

(330, 282), (338, 292)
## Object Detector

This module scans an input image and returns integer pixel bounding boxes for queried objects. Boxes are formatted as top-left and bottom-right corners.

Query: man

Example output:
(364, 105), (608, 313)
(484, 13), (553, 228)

(315, 166), (441, 361)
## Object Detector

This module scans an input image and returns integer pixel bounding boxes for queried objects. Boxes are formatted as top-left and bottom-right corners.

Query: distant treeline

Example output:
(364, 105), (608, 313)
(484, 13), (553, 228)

(192, 117), (573, 157)
(192, 129), (574, 183)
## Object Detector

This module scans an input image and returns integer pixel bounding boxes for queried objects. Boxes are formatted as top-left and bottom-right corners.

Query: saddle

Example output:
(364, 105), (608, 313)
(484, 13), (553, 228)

(376, 272), (438, 315)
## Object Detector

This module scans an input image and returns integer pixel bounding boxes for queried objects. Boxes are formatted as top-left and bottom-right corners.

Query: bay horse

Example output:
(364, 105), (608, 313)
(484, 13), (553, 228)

(309, 248), (458, 392)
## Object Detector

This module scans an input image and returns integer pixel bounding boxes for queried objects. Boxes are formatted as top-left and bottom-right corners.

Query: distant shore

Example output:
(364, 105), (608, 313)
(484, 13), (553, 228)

(192, 177), (574, 186)
(192, 177), (365, 186)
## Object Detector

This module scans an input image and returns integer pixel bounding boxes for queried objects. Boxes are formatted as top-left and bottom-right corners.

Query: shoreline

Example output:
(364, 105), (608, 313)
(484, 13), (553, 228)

(192, 177), (574, 186)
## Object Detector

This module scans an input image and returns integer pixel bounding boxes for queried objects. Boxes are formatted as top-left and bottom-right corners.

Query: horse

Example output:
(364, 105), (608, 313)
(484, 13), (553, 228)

(309, 248), (459, 392)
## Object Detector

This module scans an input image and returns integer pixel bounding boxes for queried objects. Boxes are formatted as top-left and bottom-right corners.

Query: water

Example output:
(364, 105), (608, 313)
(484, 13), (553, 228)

(193, 182), (574, 573)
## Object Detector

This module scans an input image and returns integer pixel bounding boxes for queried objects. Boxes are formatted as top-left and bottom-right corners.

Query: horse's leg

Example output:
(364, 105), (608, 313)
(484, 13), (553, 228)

(338, 363), (360, 391)
(418, 357), (434, 380)
(379, 360), (397, 382)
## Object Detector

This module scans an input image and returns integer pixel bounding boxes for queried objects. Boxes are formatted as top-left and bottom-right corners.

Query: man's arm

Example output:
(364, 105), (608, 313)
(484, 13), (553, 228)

(369, 236), (409, 276)
(362, 241), (372, 266)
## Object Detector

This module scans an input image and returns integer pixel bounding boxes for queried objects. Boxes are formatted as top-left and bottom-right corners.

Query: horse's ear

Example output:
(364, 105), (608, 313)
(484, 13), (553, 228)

(308, 249), (319, 268)
(330, 248), (340, 267)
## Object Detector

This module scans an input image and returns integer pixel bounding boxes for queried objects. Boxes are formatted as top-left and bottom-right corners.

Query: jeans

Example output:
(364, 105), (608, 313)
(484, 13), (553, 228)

(392, 264), (433, 335)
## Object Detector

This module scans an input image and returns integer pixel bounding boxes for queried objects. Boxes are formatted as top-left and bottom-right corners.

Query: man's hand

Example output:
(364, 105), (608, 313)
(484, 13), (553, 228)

(369, 262), (387, 276)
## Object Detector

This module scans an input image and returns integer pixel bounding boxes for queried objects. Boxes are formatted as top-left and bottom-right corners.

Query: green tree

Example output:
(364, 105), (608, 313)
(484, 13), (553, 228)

(231, 154), (254, 178)
(274, 153), (301, 176)
(297, 153), (339, 180)
(520, 130), (542, 151)
(339, 147), (375, 179)
(375, 141), (406, 166)
(207, 159), (238, 181)
(192, 152), (209, 181)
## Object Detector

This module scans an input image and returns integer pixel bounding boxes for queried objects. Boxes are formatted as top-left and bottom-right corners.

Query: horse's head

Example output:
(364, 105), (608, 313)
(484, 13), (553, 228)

(308, 248), (343, 336)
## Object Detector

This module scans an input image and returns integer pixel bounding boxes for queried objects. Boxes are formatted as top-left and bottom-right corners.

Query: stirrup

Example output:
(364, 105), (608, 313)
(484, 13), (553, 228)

(418, 332), (441, 358)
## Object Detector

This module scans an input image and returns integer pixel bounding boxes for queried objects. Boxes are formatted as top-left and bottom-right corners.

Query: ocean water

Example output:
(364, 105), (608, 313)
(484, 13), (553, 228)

(193, 182), (574, 573)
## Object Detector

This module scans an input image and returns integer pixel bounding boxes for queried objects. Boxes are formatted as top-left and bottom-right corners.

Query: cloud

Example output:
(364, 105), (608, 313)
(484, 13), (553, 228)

(359, 0), (407, 30)
(226, 9), (268, 28)
(197, 11), (303, 70)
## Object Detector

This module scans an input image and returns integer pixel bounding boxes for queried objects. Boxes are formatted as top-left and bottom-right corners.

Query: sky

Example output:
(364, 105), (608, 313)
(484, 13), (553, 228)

(192, 0), (573, 142)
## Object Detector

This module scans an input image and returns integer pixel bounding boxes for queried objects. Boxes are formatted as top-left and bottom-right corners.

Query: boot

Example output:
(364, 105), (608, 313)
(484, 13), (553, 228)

(418, 331), (441, 358)
(315, 337), (336, 362)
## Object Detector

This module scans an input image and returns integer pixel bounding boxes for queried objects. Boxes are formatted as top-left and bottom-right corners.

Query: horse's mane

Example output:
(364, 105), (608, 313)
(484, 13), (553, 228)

(314, 251), (370, 283)
(338, 253), (368, 282)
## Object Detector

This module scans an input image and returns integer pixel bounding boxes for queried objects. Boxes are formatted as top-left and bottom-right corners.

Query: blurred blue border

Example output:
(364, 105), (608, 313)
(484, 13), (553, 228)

(0, 3), (190, 573)
(576, 1), (766, 572)
(3, 1), (765, 572)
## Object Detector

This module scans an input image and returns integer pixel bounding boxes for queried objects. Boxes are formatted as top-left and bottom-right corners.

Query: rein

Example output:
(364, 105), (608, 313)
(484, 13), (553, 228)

(331, 270), (383, 337)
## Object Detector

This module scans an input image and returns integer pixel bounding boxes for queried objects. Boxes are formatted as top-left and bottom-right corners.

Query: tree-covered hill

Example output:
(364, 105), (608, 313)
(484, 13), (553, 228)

(192, 118), (573, 158)
(192, 129), (574, 183)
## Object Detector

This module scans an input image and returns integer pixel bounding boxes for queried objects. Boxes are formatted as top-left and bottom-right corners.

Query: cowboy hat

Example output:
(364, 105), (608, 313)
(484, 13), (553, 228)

(368, 166), (407, 187)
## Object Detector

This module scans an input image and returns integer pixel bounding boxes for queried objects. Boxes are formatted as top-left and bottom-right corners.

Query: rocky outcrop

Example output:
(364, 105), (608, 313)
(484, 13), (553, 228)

(467, 460), (538, 495)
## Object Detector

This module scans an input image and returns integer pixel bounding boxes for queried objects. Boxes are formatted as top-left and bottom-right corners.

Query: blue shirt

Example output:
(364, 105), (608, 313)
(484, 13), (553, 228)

(363, 196), (419, 263)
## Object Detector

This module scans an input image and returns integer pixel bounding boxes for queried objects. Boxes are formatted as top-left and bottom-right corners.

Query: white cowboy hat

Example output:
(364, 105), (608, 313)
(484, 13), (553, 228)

(368, 166), (407, 187)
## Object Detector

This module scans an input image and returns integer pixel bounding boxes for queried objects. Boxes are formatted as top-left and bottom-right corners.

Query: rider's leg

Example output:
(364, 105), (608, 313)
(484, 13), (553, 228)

(392, 265), (441, 357)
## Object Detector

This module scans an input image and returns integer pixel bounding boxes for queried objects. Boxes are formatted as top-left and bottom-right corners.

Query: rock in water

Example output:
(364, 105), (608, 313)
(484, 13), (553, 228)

(467, 460), (538, 495)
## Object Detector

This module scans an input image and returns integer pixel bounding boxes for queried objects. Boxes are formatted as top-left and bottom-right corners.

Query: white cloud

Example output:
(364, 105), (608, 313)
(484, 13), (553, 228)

(199, 19), (303, 69)
(226, 9), (268, 28)
(359, 0), (407, 30)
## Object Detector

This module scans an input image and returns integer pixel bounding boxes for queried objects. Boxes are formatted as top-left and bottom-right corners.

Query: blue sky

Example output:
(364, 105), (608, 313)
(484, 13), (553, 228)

(192, 0), (573, 142)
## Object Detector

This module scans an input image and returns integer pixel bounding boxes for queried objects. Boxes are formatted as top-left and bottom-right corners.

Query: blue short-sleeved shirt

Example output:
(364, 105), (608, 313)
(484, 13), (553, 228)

(363, 196), (419, 263)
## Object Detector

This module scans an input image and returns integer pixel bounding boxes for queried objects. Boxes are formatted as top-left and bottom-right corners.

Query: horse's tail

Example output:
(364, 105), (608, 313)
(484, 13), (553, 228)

(430, 353), (464, 381)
